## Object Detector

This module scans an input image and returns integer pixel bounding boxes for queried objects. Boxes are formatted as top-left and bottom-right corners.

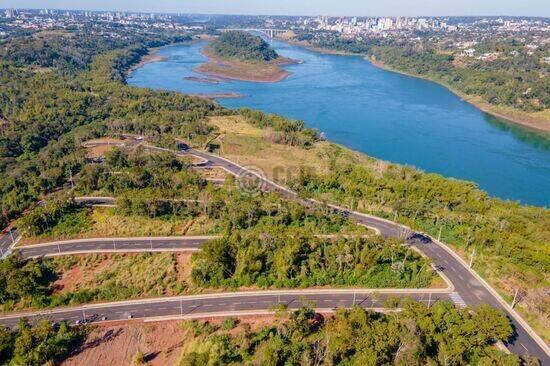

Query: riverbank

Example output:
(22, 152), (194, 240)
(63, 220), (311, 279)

(367, 58), (550, 133)
(129, 49), (166, 72)
(194, 46), (298, 83)
(284, 38), (550, 133)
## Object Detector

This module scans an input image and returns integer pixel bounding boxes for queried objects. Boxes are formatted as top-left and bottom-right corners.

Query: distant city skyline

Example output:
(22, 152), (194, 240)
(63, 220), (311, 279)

(1, 0), (549, 17)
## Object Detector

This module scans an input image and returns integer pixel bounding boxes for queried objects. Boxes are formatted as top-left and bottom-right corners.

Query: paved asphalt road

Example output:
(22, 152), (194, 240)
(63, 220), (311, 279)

(184, 147), (550, 363)
(0, 292), (449, 328)
(2, 146), (547, 363)
(15, 237), (208, 258)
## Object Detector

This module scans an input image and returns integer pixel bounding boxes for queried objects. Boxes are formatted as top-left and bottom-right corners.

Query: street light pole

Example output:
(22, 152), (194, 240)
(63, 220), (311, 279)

(469, 248), (476, 269)
(512, 288), (520, 308)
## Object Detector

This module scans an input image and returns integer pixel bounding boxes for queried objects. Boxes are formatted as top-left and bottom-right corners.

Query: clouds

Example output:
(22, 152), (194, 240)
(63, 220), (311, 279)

(3, 0), (549, 17)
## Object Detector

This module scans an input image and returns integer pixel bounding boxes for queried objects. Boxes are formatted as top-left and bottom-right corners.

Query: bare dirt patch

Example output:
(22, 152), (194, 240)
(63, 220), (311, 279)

(194, 166), (230, 180)
(82, 138), (127, 159)
(53, 256), (113, 294)
(63, 316), (282, 366)
(63, 322), (184, 366)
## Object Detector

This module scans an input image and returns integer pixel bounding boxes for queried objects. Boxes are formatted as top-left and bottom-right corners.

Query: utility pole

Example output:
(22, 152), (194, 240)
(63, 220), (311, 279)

(469, 248), (476, 269)
(512, 288), (520, 308)
(428, 293), (432, 307)
(10, 230), (15, 243)
(437, 227), (442, 242)
(353, 291), (357, 306)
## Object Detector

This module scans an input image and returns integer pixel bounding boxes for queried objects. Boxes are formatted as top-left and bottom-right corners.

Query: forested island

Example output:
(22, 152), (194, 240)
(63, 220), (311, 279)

(196, 31), (298, 82)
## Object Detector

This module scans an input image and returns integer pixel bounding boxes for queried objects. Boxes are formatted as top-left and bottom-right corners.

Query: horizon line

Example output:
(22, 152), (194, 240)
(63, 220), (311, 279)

(2, 8), (549, 19)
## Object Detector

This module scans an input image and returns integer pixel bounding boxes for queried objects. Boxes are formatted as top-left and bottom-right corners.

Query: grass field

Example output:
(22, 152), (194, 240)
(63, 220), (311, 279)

(18, 207), (220, 246)
(51, 252), (190, 300)
(208, 115), (391, 213)
(210, 116), (385, 184)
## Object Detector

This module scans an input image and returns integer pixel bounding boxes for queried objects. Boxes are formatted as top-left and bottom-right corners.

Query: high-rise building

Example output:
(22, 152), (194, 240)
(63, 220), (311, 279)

(5, 8), (16, 18)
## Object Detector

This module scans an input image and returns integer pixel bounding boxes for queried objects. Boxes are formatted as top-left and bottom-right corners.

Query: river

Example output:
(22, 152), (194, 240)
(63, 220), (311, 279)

(127, 40), (550, 207)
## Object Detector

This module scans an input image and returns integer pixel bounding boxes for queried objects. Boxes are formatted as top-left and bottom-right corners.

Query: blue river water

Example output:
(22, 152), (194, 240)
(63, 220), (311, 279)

(128, 40), (550, 207)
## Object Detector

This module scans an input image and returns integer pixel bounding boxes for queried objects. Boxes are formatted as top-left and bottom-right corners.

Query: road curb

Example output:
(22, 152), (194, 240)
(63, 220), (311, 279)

(427, 234), (550, 356)
(0, 288), (453, 321)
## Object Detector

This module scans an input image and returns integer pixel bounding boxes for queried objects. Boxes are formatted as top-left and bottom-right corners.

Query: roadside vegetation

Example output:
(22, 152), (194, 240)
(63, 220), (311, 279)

(206, 115), (550, 341)
(192, 230), (434, 289)
(0, 320), (85, 365)
(0, 252), (189, 312)
(178, 305), (522, 365)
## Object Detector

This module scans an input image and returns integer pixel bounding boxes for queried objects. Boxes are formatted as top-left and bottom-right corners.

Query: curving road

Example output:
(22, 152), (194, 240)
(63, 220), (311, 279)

(2, 144), (548, 363)
(182, 146), (550, 363)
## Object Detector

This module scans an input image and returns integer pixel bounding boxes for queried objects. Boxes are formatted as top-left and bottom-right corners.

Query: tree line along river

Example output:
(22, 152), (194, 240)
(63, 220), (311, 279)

(128, 39), (550, 207)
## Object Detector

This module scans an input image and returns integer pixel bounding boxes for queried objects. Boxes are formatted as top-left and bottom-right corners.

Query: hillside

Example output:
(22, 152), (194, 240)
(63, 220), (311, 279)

(0, 26), (546, 365)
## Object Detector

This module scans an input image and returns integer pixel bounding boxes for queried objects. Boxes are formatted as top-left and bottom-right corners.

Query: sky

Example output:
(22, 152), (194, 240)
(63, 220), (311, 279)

(2, 0), (549, 17)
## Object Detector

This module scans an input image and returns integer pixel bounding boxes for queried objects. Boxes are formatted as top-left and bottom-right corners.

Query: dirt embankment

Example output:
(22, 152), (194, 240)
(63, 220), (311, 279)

(194, 46), (299, 83)
(62, 316), (280, 366)
(62, 322), (184, 366)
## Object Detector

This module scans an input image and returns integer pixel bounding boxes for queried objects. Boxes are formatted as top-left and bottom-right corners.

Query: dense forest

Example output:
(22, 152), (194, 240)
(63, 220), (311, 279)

(297, 32), (549, 114)
(209, 31), (280, 62)
(0, 30), (221, 230)
(179, 305), (524, 365)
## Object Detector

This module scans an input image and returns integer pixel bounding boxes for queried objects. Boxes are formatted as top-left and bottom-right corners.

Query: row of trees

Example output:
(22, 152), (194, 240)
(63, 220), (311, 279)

(180, 303), (523, 365)
(239, 108), (322, 148)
